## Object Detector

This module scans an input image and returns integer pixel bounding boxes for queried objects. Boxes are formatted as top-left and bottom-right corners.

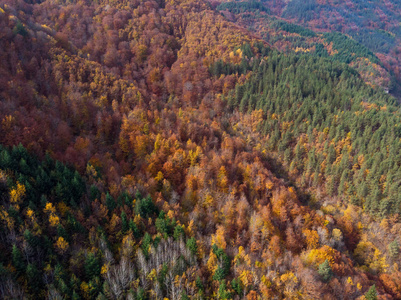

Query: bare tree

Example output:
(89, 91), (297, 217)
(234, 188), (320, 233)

(0, 279), (26, 300)
(101, 236), (136, 299)
(105, 256), (136, 299)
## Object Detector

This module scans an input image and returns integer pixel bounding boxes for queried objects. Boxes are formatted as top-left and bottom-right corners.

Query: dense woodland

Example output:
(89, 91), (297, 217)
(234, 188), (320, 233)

(1, 0), (401, 299)
(216, 0), (401, 95)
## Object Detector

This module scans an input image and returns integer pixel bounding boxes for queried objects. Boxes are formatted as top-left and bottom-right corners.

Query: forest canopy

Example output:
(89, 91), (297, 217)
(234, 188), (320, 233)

(1, 0), (401, 298)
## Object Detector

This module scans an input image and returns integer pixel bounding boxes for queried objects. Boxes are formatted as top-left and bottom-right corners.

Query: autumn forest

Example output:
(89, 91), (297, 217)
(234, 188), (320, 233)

(1, 0), (401, 299)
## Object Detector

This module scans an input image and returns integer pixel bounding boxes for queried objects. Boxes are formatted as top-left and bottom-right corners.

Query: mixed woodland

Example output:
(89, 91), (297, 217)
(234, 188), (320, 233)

(1, 0), (401, 299)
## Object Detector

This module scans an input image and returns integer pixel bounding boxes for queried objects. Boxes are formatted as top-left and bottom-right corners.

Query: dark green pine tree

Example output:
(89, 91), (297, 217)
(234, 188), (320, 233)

(72, 290), (80, 300)
(187, 237), (198, 256)
(338, 169), (348, 196)
(121, 211), (129, 234)
(141, 233), (152, 258)
(173, 224), (185, 240)
(218, 280), (232, 300)
(13, 22), (28, 37)
(366, 186), (381, 215)
(327, 144), (336, 165)
(318, 259), (333, 282)
(105, 192), (116, 212)
(26, 263), (42, 296)
(357, 181), (369, 199)
(231, 278), (243, 295)
(212, 245), (231, 281)
(89, 185), (101, 202)
(379, 199), (392, 218)
(24, 230), (39, 248)
(12, 245), (25, 277)
(0, 148), (12, 169)
(284, 148), (292, 167)
(365, 285), (377, 300)
(326, 176), (335, 197)
(18, 158), (30, 175)
(84, 253), (101, 281)
(129, 220), (141, 238)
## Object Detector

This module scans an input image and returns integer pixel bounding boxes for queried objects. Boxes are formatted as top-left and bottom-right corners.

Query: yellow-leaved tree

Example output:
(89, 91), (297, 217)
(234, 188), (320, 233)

(55, 237), (69, 254)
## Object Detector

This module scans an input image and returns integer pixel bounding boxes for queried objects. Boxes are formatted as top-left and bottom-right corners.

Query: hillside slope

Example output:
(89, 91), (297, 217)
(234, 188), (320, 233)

(216, 0), (401, 95)
(0, 0), (401, 299)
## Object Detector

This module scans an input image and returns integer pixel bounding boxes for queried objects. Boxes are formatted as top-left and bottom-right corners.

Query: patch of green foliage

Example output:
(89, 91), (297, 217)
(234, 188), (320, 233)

(227, 49), (401, 218)
(323, 32), (379, 64)
(217, 0), (270, 14)
(272, 20), (316, 37)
